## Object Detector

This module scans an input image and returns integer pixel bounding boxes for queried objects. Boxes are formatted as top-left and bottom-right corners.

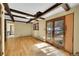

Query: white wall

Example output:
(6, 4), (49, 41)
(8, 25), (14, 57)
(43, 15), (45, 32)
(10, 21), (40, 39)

(32, 30), (39, 38)
(32, 21), (39, 38)
(32, 20), (46, 41)
(38, 20), (46, 41)
(74, 5), (79, 55)
(14, 22), (32, 37)
(6, 21), (32, 38)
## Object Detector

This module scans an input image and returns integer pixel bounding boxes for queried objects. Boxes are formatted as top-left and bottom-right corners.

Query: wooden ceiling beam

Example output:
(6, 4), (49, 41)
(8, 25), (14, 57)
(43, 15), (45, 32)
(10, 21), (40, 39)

(62, 3), (70, 11)
(3, 3), (15, 22)
(10, 8), (45, 20)
(5, 19), (28, 23)
(5, 13), (28, 19)
(41, 3), (62, 16)
(28, 3), (62, 23)
(10, 8), (34, 17)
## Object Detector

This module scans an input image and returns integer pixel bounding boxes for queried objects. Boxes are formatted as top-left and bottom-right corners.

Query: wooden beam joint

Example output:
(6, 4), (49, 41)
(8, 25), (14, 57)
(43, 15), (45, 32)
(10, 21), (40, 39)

(62, 3), (70, 11)
(3, 3), (15, 22)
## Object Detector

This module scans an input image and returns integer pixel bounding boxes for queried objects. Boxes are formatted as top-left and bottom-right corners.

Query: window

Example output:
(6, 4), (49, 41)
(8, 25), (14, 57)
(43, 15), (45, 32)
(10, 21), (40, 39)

(9, 25), (14, 35)
(7, 23), (14, 36)
(33, 23), (39, 30)
(47, 22), (53, 40)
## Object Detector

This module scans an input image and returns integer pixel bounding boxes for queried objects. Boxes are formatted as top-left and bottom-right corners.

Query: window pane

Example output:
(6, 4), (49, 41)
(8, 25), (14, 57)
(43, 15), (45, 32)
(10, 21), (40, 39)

(47, 22), (53, 40)
(54, 20), (64, 47)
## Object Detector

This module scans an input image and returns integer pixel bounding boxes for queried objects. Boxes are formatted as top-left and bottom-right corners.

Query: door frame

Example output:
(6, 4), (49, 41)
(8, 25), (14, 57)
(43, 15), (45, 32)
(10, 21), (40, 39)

(46, 13), (74, 55)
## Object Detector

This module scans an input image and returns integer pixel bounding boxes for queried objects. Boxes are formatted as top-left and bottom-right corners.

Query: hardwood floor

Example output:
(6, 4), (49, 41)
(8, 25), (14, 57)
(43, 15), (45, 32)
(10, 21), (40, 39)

(5, 36), (69, 56)
(5, 36), (42, 56)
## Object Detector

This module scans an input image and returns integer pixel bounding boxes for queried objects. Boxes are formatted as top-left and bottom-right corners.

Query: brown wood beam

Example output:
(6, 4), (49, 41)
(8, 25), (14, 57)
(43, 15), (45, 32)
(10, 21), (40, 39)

(3, 3), (15, 22)
(62, 3), (70, 11)
(28, 3), (62, 23)
(5, 19), (28, 23)
(10, 8), (45, 20)
(5, 13), (28, 19)
(41, 3), (62, 16)
(10, 8), (34, 17)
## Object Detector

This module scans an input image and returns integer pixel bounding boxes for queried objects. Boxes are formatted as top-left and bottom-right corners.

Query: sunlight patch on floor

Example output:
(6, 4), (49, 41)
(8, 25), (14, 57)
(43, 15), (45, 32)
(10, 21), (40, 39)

(34, 42), (66, 56)
(34, 42), (50, 48)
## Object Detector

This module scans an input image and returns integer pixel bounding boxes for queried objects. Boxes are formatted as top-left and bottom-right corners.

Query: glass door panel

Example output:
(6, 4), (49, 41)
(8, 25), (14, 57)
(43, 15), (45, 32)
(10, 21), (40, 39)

(47, 22), (53, 41)
(54, 20), (64, 47)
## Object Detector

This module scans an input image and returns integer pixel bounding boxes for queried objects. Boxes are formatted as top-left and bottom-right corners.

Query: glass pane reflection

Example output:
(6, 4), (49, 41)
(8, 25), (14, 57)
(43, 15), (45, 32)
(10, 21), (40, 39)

(47, 22), (53, 40)
(54, 20), (64, 47)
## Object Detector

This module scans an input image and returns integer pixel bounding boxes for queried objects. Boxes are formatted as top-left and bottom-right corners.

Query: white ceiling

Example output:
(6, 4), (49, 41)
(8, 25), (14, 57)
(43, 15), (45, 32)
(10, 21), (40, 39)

(14, 17), (30, 22)
(68, 3), (79, 8)
(42, 7), (65, 18)
(8, 3), (55, 15)
(5, 15), (30, 22)
(6, 3), (79, 22)
(11, 12), (34, 19)
(42, 3), (79, 18)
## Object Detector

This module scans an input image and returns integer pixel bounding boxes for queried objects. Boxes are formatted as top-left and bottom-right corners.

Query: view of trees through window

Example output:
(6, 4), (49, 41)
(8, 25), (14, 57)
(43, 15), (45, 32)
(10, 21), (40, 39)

(47, 19), (64, 47)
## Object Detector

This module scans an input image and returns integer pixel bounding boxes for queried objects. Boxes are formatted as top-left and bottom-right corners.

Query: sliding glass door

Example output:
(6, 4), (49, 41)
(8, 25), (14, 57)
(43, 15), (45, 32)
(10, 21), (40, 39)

(46, 17), (65, 48)
(54, 20), (64, 47)
(47, 22), (53, 41)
